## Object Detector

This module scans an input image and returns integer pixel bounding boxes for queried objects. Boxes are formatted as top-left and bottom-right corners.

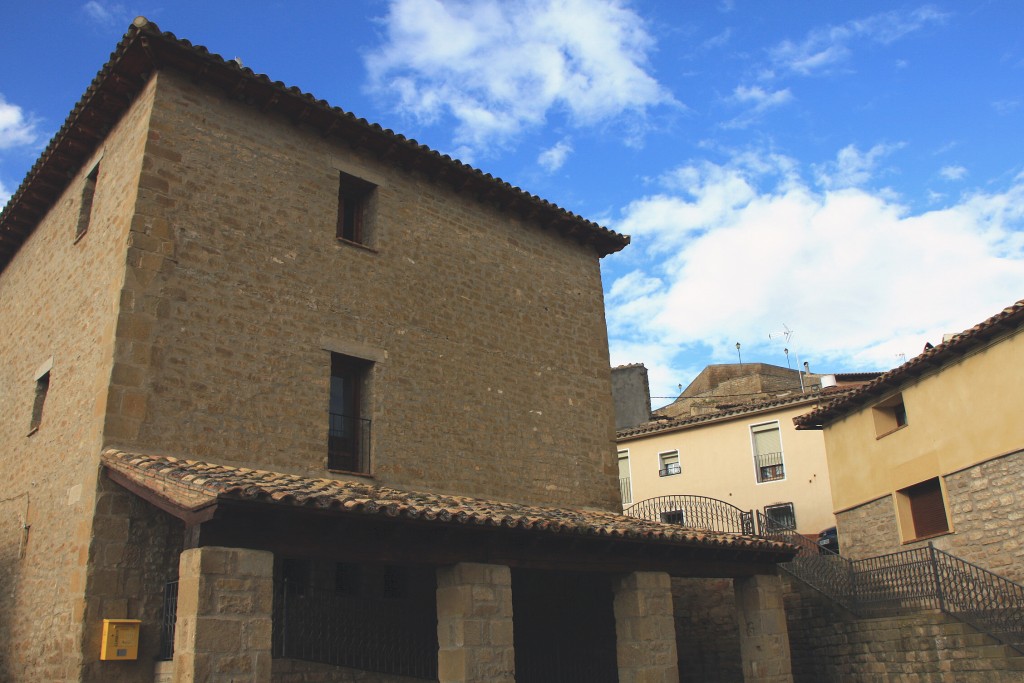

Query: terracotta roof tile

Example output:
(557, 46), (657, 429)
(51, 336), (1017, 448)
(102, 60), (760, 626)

(101, 449), (792, 554)
(794, 299), (1024, 429)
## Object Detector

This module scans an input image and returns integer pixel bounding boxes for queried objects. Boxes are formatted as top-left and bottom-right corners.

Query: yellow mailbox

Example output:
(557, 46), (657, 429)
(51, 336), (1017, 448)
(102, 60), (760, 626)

(100, 619), (141, 661)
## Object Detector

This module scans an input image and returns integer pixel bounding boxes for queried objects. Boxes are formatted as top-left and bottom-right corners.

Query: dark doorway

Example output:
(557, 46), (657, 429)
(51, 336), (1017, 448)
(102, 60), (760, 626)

(512, 569), (619, 683)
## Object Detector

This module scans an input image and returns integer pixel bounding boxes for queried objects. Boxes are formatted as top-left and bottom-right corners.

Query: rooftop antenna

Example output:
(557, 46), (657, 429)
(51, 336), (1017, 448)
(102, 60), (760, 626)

(769, 325), (805, 393)
(735, 342), (742, 364)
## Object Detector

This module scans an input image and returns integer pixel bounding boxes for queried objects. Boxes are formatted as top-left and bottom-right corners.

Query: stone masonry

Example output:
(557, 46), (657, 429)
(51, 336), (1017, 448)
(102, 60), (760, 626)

(734, 574), (794, 683)
(613, 571), (680, 683)
(435, 563), (515, 683)
(172, 546), (274, 683)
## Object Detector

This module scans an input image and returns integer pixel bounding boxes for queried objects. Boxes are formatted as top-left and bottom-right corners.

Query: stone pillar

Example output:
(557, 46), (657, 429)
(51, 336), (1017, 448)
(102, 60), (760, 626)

(173, 546), (274, 683)
(734, 573), (794, 683)
(435, 562), (515, 683)
(613, 571), (680, 683)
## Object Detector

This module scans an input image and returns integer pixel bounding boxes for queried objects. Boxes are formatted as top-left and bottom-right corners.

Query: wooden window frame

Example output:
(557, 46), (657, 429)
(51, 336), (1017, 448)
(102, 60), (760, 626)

(336, 171), (376, 245)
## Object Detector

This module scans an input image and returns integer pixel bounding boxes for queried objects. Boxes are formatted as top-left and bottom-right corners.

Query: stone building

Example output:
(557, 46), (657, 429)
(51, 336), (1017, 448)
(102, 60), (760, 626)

(0, 18), (797, 683)
(794, 300), (1024, 580)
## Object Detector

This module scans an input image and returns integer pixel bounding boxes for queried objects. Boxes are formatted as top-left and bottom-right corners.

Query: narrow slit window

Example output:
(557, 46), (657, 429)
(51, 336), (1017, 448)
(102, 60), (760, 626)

(336, 171), (376, 244)
(328, 352), (373, 472)
(76, 163), (100, 241)
(29, 371), (50, 434)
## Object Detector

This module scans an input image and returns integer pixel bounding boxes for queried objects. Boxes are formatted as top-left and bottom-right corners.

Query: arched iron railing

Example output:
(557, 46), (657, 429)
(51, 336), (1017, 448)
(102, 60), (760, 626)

(624, 495), (755, 535)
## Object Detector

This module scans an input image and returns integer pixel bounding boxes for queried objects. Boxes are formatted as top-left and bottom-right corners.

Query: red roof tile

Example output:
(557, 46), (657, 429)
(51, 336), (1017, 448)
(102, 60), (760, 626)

(101, 449), (793, 555)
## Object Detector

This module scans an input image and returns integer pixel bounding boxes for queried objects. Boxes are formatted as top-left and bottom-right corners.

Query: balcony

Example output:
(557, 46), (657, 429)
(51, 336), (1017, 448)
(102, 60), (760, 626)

(328, 412), (371, 473)
(755, 451), (784, 482)
(659, 463), (681, 477)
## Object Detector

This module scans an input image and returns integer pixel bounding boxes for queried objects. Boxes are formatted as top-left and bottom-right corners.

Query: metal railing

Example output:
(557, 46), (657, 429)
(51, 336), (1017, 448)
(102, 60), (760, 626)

(619, 477), (631, 505)
(158, 580), (178, 661)
(659, 463), (681, 477)
(754, 451), (784, 482)
(760, 528), (1024, 654)
(327, 412), (371, 473)
(273, 579), (438, 680)
(625, 495), (755, 535)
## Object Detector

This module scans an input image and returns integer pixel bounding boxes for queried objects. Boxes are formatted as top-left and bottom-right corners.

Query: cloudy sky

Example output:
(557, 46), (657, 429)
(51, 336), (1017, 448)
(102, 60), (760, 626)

(2, 1), (1022, 405)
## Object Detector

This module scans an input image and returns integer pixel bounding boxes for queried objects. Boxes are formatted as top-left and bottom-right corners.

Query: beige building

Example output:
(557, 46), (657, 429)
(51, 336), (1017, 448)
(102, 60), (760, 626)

(795, 300), (1024, 582)
(0, 18), (796, 683)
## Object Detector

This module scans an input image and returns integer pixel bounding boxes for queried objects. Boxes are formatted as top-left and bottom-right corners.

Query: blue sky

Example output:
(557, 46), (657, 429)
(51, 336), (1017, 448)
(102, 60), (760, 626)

(2, 1), (1022, 406)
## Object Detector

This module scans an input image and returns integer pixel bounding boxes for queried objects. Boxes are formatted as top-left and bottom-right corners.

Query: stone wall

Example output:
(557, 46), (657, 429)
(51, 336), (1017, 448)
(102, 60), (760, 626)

(671, 578), (741, 683)
(106, 69), (620, 511)
(836, 449), (1024, 583)
(0, 76), (156, 681)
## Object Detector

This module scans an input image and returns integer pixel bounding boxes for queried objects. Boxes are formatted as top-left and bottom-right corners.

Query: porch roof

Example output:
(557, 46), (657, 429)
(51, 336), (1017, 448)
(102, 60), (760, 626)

(102, 449), (794, 562)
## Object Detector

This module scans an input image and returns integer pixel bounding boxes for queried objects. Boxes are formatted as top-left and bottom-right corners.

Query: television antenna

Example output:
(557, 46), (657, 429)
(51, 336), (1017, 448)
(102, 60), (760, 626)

(769, 325), (805, 393)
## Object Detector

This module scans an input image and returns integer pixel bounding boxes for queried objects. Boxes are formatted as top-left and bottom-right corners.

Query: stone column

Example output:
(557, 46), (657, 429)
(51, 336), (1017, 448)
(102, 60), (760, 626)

(173, 546), (274, 683)
(612, 571), (680, 683)
(435, 562), (515, 683)
(734, 573), (794, 683)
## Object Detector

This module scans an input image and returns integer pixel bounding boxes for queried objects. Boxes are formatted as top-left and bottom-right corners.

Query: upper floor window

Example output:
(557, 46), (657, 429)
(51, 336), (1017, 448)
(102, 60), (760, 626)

(328, 352), (372, 473)
(76, 162), (100, 241)
(872, 393), (908, 438)
(337, 170), (376, 245)
(751, 421), (784, 483)
(617, 450), (632, 505)
(658, 450), (680, 477)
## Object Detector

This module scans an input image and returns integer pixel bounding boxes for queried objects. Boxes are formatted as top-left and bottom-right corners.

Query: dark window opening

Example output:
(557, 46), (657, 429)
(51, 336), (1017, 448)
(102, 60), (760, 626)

(661, 510), (686, 525)
(334, 562), (362, 596)
(29, 370), (50, 434)
(893, 400), (908, 428)
(328, 353), (372, 473)
(337, 171), (376, 244)
(281, 558), (310, 597)
(76, 163), (99, 241)
(902, 478), (949, 539)
(764, 503), (796, 531)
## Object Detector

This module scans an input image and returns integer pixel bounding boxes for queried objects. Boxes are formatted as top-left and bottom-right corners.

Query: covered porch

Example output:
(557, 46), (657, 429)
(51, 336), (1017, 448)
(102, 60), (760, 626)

(102, 450), (797, 683)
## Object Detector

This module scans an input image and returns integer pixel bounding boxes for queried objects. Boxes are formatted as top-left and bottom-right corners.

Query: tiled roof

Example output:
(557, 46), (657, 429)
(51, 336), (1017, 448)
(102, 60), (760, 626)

(794, 299), (1024, 430)
(0, 17), (629, 270)
(619, 388), (850, 440)
(101, 449), (791, 554)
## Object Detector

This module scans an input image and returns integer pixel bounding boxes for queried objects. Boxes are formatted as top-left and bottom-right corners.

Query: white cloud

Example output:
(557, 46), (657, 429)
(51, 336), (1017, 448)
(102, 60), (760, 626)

(722, 85), (792, 129)
(814, 142), (904, 189)
(82, 1), (129, 26)
(366, 0), (677, 153)
(0, 95), (39, 150)
(0, 179), (10, 208)
(939, 165), (967, 181)
(769, 7), (947, 77)
(604, 150), (1024, 399)
(538, 139), (573, 171)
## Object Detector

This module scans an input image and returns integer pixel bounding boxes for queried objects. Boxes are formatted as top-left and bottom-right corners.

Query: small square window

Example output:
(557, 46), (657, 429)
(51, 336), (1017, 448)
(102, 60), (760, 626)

(873, 393), (908, 438)
(337, 171), (376, 244)
(896, 478), (950, 541)
(661, 510), (686, 525)
(76, 163), (100, 241)
(764, 503), (796, 531)
(658, 450), (680, 477)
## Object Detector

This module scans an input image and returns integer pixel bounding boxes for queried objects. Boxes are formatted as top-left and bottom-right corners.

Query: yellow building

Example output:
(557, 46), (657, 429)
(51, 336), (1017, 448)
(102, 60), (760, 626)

(616, 363), (863, 537)
(795, 300), (1024, 582)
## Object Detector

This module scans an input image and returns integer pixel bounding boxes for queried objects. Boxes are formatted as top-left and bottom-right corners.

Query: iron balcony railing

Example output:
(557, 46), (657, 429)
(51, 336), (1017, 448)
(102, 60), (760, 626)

(658, 463), (681, 477)
(762, 526), (1024, 654)
(158, 580), (178, 661)
(619, 477), (631, 505)
(625, 495), (755, 535)
(328, 412), (371, 473)
(754, 451), (784, 482)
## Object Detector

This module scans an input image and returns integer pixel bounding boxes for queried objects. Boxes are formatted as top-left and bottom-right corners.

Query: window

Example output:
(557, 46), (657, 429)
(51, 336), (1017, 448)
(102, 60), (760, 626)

(28, 370), (50, 434)
(328, 352), (372, 472)
(897, 478), (950, 541)
(335, 562), (362, 596)
(76, 162), (99, 241)
(617, 450), (632, 505)
(764, 503), (796, 531)
(337, 170), (376, 244)
(281, 558), (310, 597)
(658, 450), (680, 477)
(751, 422), (785, 483)
(872, 393), (908, 438)
(661, 510), (686, 525)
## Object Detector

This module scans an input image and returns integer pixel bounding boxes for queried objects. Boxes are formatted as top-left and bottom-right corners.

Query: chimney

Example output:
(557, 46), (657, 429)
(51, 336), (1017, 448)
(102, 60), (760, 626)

(610, 364), (652, 430)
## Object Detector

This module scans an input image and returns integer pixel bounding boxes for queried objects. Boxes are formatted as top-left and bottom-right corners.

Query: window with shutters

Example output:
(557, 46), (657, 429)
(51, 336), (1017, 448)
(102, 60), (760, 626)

(897, 478), (951, 541)
(751, 421), (785, 483)
(658, 450), (680, 477)
(617, 450), (632, 505)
